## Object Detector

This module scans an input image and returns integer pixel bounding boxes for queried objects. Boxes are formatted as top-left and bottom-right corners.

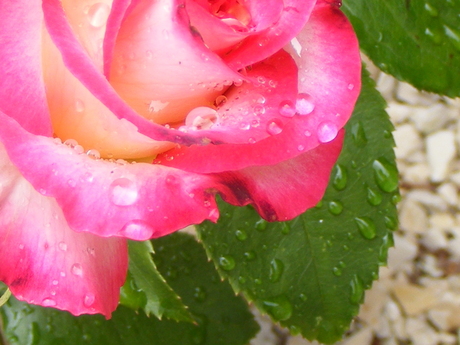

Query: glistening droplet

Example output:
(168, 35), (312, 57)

(218, 256), (235, 271)
(109, 178), (138, 206)
(317, 121), (338, 143)
(354, 217), (377, 239)
(118, 220), (154, 240)
(84, 293), (95, 307)
(350, 274), (364, 304)
(373, 158), (398, 193)
(235, 229), (248, 241)
(332, 164), (348, 191)
(269, 259), (284, 282)
(185, 107), (218, 130)
(328, 200), (343, 215)
(262, 295), (292, 321)
(295, 93), (315, 115)
(278, 100), (296, 117)
(87, 3), (110, 28)
(71, 263), (83, 277)
(266, 119), (283, 135)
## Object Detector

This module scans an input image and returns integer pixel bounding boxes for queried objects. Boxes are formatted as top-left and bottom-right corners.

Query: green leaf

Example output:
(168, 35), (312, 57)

(0, 234), (258, 345)
(342, 0), (460, 97)
(152, 232), (260, 345)
(119, 240), (192, 322)
(196, 66), (398, 344)
(0, 298), (244, 345)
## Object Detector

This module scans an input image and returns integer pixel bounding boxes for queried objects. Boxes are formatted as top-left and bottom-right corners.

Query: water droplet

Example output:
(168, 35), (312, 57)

(379, 233), (394, 265)
(119, 220), (154, 240)
(299, 293), (307, 302)
(266, 119), (283, 135)
(328, 200), (343, 215)
(392, 193), (401, 205)
(52, 280), (59, 286)
(253, 104), (266, 116)
(354, 217), (376, 239)
(351, 121), (367, 147)
(87, 2), (110, 28)
(244, 251), (256, 261)
(239, 122), (251, 130)
(75, 99), (85, 112)
(278, 100), (296, 117)
(350, 274), (364, 304)
(71, 264), (83, 277)
(64, 139), (79, 149)
(281, 222), (290, 234)
(262, 295), (292, 321)
(109, 178), (138, 206)
(235, 229), (247, 241)
(295, 93), (315, 115)
(373, 158), (398, 193)
(18, 243), (24, 250)
(215, 95), (227, 107)
(84, 293), (95, 307)
(193, 287), (207, 302)
(297, 145), (305, 151)
(367, 187), (382, 206)
(332, 164), (348, 191)
(185, 107), (218, 130)
(58, 242), (67, 251)
(255, 219), (267, 231)
(424, 3), (438, 16)
(269, 259), (284, 282)
(238, 276), (246, 284)
(384, 215), (398, 230)
(317, 121), (338, 143)
(86, 149), (100, 160)
(218, 256), (235, 271)
(444, 25), (460, 51)
(347, 83), (354, 90)
(42, 298), (56, 307)
(332, 267), (342, 276)
(254, 278), (262, 285)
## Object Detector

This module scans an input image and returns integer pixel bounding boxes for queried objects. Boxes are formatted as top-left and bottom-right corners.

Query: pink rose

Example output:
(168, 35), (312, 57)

(0, 0), (360, 317)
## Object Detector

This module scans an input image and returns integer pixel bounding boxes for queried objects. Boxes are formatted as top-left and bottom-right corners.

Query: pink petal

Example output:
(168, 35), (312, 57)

(156, 3), (361, 173)
(0, 0), (52, 136)
(0, 113), (219, 240)
(214, 131), (344, 221)
(0, 144), (127, 318)
(224, 0), (316, 69)
(103, 0), (142, 78)
(109, 0), (244, 125)
(42, 26), (176, 160)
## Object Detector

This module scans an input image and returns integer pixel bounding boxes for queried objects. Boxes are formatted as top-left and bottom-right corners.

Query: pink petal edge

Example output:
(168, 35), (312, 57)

(0, 144), (127, 318)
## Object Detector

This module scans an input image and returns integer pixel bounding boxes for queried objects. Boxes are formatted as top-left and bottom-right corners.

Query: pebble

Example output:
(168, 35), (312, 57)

(426, 130), (456, 182)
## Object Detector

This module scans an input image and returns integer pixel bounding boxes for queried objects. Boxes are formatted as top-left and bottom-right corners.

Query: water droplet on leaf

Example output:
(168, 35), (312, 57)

(332, 164), (348, 191)
(367, 187), (382, 206)
(350, 275), (364, 304)
(328, 200), (343, 215)
(263, 295), (293, 321)
(269, 259), (284, 282)
(373, 158), (398, 193)
(218, 256), (235, 271)
(235, 229), (248, 241)
(355, 217), (377, 239)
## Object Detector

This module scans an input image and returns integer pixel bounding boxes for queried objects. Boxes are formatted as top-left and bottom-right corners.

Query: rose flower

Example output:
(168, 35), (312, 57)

(0, 0), (360, 317)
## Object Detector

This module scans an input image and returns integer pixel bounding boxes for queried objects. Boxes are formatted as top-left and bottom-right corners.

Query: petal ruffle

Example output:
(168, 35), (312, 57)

(223, 0), (316, 69)
(0, 144), (127, 318)
(109, 0), (244, 125)
(0, 0), (51, 136)
(156, 3), (361, 173)
(0, 112), (218, 241)
(214, 131), (344, 221)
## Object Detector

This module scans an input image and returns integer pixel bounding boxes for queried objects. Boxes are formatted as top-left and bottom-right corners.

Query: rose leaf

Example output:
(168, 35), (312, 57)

(196, 65), (398, 344)
(342, 0), (460, 97)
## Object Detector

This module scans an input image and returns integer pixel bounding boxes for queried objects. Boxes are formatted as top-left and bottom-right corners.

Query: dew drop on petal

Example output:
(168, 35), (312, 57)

(295, 93), (315, 115)
(215, 95), (227, 107)
(42, 298), (57, 307)
(84, 293), (95, 307)
(278, 100), (296, 117)
(71, 263), (83, 277)
(118, 220), (154, 240)
(266, 119), (283, 135)
(109, 178), (138, 206)
(317, 121), (338, 143)
(64, 139), (78, 149)
(58, 242), (67, 251)
(87, 2), (110, 28)
(86, 149), (101, 160)
(185, 107), (218, 130)
(75, 99), (85, 113)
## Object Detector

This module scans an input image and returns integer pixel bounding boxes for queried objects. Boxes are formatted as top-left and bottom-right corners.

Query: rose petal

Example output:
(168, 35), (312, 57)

(0, 144), (127, 318)
(0, 112), (219, 240)
(0, 0), (51, 136)
(42, 25), (176, 159)
(156, 3), (361, 173)
(214, 131), (344, 221)
(109, 0), (244, 125)
(224, 0), (316, 69)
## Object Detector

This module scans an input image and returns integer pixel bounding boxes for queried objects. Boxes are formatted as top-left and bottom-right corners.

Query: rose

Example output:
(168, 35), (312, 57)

(0, 0), (360, 317)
